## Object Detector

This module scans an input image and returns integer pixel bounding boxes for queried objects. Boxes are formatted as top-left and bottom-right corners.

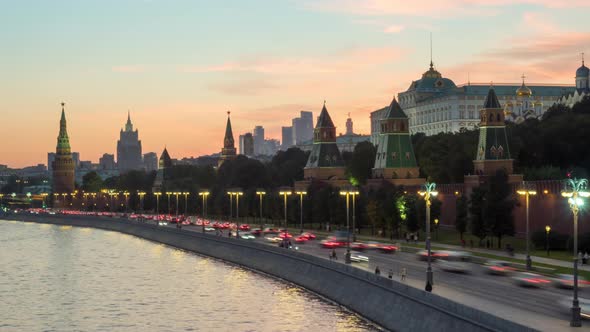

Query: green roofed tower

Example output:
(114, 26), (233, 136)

(372, 97), (422, 183)
(303, 102), (346, 180)
(473, 87), (515, 176)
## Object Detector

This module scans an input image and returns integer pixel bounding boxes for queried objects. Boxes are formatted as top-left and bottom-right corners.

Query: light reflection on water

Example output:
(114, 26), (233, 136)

(0, 220), (378, 332)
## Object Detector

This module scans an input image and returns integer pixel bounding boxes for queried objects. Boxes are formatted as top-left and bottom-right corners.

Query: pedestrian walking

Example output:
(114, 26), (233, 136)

(578, 251), (583, 264)
(375, 266), (381, 275)
(584, 252), (589, 265)
(400, 267), (407, 281)
(388, 269), (393, 279)
(331, 249), (337, 260)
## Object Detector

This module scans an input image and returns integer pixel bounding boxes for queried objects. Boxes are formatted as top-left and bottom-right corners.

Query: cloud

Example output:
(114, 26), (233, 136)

(181, 46), (405, 75)
(209, 78), (278, 95)
(112, 65), (147, 73)
(302, 0), (590, 17)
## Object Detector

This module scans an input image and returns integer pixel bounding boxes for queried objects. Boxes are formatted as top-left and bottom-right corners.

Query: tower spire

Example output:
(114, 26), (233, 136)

(125, 110), (133, 131)
(429, 32), (433, 69)
(583, 52), (585, 66)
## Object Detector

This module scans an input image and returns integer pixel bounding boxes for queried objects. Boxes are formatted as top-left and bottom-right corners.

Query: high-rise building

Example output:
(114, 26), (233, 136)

(281, 126), (293, 150)
(72, 152), (80, 169)
(143, 152), (158, 172)
(239, 133), (254, 156)
(117, 112), (143, 173)
(99, 153), (116, 170)
(292, 111), (313, 145)
(47, 153), (55, 171)
(219, 112), (237, 167)
(51, 103), (75, 193)
(253, 126), (265, 155)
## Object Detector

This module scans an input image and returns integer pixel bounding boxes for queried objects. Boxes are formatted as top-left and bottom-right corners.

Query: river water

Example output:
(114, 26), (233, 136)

(0, 220), (377, 331)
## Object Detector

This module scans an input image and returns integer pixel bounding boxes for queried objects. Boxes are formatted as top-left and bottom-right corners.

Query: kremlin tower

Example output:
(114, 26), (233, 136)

(52, 102), (75, 193)
(218, 111), (237, 167)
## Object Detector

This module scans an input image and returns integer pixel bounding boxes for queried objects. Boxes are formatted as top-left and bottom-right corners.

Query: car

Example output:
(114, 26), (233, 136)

(553, 274), (590, 289)
(484, 260), (517, 276)
(204, 227), (215, 232)
(278, 232), (293, 239)
(251, 228), (262, 236)
(239, 224), (250, 231)
(512, 272), (551, 288)
(239, 232), (256, 240)
(436, 259), (472, 273)
(300, 232), (316, 240)
(263, 227), (279, 234)
(377, 244), (398, 253)
(295, 235), (310, 243)
(158, 221), (168, 226)
(349, 252), (369, 263)
(265, 235), (282, 243)
(417, 250), (436, 261)
(321, 239), (346, 249)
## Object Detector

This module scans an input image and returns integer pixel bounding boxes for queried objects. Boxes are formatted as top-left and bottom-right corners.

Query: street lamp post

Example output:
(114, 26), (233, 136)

(123, 192), (130, 213)
(182, 192), (189, 216)
(279, 189), (292, 248)
(562, 178), (590, 327)
(434, 219), (439, 241)
(199, 191), (210, 233)
(418, 182), (438, 292)
(138, 191), (146, 215)
(545, 225), (551, 257)
(235, 191), (243, 238)
(340, 189), (360, 264)
(62, 193), (68, 209)
(295, 191), (307, 234)
(41, 193), (48, 209)
(174, 192), (180, 225)
(227, 191), (234, 219)
(166, 192), (172, 215)
(154, 192), (162, 222)
(351, 191), (358, 242)
(517, 183), (537, 270)
(256, 190), (266, 229)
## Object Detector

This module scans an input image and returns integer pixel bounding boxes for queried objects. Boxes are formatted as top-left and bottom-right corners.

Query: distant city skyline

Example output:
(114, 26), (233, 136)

(2, 1), (589, 167)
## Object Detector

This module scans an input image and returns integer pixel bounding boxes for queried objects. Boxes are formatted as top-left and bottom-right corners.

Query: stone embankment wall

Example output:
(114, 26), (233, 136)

(6, 214), (536, 332)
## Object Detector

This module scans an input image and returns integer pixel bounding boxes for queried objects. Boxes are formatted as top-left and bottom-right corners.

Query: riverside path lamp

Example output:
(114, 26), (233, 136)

(256, 190), (266, 229)
(545, 225), (551, 257)
(227, 191), (234, 219)
(340, 188), (359, 264)
(165, 192), (172, 215)
(62, 193), (68, 209)
(123, 192), (130, 213)
(234, 190), (243, 238)
(434, 219), (439, 241)
(418, 181), (438, 292)
(154, 192), (162, 222)
(174, 192), (180, 218)
(41, 193), (48, 209)
(182, 192), (189, 216)
(138, 191), (146, 215)
(562, 177), (590, 327)
(279, 189), (292, 247)
(90, 192), (97, 211)
(295, 191), (307, 234)
(198, 191), (210, 233)
(517, 182), (537, 270)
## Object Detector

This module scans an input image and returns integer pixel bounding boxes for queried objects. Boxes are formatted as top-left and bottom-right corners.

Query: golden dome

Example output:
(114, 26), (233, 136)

(516, 81), (532, 97)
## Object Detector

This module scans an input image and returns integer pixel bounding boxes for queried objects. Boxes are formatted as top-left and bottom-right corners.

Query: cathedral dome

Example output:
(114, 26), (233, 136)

(576, 64), (589, 78)
(516, 82), (532, 97)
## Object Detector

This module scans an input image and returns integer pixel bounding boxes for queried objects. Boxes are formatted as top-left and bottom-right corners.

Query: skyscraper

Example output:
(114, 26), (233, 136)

(143, 152), (158, 172)
(117, 112), (143, 173)
(219, 112), (237, 167)
(239, 133), (254, 156)
(99, 153), (116, 170)
(52, 103), (75, 193)
(281, 126), (293, 150)
(253, 125), (265, 155)
(292, 111), (313, 145)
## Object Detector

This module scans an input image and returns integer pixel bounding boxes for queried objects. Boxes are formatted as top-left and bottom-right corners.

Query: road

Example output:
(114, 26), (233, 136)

(167, 222), (588, 331)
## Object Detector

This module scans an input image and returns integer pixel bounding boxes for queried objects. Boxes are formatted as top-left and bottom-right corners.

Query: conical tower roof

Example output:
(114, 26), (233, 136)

(159, 147), (172, 169)
(56, 102), (71, 154)
(483, 87), (502, 109)
(224, 112), (234, 143)
(384, 97), (407, 119)
(125, 110), (133, 131)
(316, 102), (335, 128)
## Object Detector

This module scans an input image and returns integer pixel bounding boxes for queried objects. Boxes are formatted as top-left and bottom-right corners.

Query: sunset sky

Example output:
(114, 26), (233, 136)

(1, 0), (589, 168)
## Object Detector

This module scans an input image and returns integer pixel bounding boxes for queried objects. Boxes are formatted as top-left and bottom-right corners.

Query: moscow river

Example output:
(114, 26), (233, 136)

(0, 220), (376, 332)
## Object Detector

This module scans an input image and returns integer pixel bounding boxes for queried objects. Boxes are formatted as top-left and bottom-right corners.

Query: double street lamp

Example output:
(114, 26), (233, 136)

(517, 182), (537, 270)
(228, 190), (243, 237)
(182, 192), (190, 216)
(256, 190), (266, 229)
(138, 191), (146, 214)
(562, 178), (590, 327)
(279, 189), (292, 247)
(418, 181), (438, 292)
(154, 192), (162, 222)
(199, 191), (210, 233)
(296, 191), (307, 234)
(340, 188), (359, 264)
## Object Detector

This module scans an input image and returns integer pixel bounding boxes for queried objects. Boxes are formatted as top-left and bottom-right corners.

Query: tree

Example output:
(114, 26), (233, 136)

(81, 171), (103, 192)
(455, 196), (468, 240)
(469, 187), (487, 244)
(347, 141), (376, 185)
(484, 170), (517, 249)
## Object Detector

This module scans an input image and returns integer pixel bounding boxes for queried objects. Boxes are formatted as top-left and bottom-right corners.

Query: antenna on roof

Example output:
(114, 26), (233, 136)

(429, 32), (433, 69)
(582, 52), (585, 66)
(468, 72), (470, 86)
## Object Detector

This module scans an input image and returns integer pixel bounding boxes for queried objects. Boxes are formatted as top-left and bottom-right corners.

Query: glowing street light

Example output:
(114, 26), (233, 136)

(198, 191), (210, 233)
(279, 189), (292, 247)
(166, 192), (172, 215)
(295, 191), (307, 234)
(545, 225), (551, 257)
(562, 178), (590, 327)
(418, 181), (438, 292)
(517, 182), (537, 270)
(154, 192), (162, 222)
(340, 188), (360, 264)
(182, 192), (190, 216)
(138, 191), (146, 214)
(256, 190), (266, 229)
